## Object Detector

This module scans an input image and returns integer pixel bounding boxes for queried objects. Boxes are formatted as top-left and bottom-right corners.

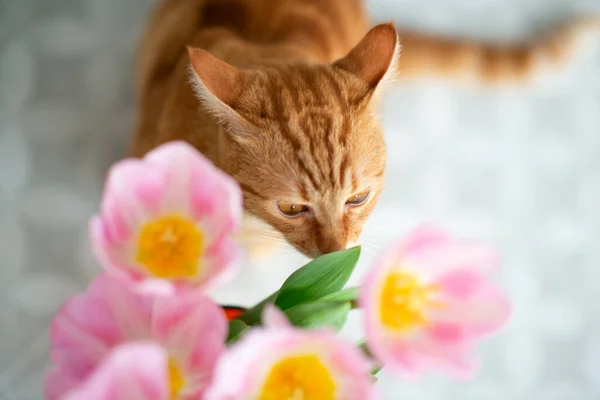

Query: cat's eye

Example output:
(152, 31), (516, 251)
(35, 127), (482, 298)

(277, 202), (309, 218)
(346, 190), (370, 206)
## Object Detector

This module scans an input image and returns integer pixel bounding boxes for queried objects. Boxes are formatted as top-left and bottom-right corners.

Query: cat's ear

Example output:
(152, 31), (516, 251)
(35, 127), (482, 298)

(187, 47), (253, 132)
(333, 23), (400, 91)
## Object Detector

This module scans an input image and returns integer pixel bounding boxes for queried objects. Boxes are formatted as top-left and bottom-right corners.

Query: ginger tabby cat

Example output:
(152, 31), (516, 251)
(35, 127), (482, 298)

(131, 0), (599, 258)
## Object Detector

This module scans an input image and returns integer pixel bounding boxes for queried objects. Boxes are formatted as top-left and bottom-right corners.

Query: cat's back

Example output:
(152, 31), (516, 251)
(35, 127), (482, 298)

(132, 0), (369, 158)
(137, 0), (368, 94)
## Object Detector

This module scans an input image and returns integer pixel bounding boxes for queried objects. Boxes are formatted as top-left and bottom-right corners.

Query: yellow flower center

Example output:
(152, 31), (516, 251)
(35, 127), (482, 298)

(259, 354), (335, 400)
(380, 269), (442, 332)
(168, 358), (185, 400)
(136, 215), (203, 279)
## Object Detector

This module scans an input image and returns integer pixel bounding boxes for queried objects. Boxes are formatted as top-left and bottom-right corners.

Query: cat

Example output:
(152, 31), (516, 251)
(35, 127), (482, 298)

(130, 0), (599, 259)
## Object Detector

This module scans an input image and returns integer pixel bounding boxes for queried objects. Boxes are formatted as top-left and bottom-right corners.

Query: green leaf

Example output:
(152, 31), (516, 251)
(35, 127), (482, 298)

(284, 301), (351, 331)
(226, 319), (250, 344)
(275, 247), (361, 310)
(317, 287), (360, 303)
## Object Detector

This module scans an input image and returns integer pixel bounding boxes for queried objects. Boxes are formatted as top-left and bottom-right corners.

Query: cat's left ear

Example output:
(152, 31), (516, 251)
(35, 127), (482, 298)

(187, 47), (254, 133)
(333, 23), (400, 93)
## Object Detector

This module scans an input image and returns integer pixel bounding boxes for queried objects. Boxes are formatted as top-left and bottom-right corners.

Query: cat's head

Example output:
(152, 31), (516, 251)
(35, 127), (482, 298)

(188, 24), (399, 257)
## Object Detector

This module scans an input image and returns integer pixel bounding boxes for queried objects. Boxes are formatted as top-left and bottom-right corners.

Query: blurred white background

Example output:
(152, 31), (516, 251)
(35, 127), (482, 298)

(1, 0), (600, 398)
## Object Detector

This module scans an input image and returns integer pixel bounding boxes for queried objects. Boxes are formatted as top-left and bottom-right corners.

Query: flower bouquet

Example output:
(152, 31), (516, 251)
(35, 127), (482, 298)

(45, 141), (510, 400)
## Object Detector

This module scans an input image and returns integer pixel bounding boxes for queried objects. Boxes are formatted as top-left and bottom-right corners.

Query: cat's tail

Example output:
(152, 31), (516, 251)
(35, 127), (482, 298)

(395, 16), (600, 86)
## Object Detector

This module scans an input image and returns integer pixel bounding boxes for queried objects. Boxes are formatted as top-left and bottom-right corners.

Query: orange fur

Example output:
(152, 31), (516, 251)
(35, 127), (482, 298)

(131, 0), (599, 258)
(395, 16), (600, 84)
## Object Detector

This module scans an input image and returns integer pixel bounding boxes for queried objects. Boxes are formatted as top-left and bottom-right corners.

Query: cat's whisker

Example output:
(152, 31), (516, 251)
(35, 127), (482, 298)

(359, 241), (387, 256)
(250, 232), (287, 242)
(360, 240), (386, 250)
(240, 240), (288, 249)
(362, 246), (383, 255)
(239, 238), (284, 246)
(361, 246), (377, 256)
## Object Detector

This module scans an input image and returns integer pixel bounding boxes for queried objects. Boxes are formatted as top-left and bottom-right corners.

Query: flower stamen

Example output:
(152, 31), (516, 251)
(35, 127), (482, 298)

(380, 269), (442, 332)
(168, 357), (185, 400)
(260, 354), (335, 400)
(136, 215), (203, 279)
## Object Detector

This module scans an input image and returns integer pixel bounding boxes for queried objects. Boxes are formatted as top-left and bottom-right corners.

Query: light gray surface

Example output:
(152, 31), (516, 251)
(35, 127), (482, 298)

(1, 0), (600, 399)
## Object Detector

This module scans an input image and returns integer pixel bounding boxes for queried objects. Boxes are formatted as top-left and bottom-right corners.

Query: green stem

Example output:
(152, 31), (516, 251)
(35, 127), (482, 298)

(237, 291), (280, 326)
(358, 339), (371, 357)
(357, 339), (383, 376)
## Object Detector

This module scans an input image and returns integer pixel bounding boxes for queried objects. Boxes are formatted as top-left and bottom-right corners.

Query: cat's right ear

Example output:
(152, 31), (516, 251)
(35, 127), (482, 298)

(187, 47), (253, 132)
(333, 23), (400, 93)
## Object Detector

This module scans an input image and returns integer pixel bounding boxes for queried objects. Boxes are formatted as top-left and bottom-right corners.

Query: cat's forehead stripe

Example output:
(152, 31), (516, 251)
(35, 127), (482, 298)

(322, 114), (338, 189)
(291, 85), (344, 192)
(338, 153), (349, 188)
(257, 66), (362, 195)
(319, 68), (351, 147)
(351, 171), (360, 193)
(266, 72), (319, 194)
(308, 68), (352, 191)
(319, 68), (352, 189)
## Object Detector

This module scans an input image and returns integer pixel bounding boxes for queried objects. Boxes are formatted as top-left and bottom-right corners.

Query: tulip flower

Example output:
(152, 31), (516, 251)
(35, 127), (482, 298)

(90, 141), (242, 295)
(206, 305), (378, 400)
(46, 273), (227, 400)
(360, 226), (510, 379)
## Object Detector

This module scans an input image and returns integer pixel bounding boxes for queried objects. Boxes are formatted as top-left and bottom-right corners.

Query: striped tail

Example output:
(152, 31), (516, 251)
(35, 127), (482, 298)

(394, 16), (600, 85)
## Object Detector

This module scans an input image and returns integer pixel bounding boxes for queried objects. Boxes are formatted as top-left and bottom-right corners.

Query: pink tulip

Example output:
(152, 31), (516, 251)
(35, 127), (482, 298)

(90, 140), (242, 295)
(46, 273), (227, 400)
(360, 226), (510, 379)
(61, 342), (168, 400)
(206, 305), (378, 400)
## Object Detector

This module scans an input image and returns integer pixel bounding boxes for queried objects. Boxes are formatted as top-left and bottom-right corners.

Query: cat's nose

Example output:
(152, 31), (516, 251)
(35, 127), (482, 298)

(317, 237), (347, 255)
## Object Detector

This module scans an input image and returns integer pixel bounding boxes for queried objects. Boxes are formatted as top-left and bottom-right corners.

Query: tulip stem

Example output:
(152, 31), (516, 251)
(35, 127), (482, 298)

(357, 340), (383, 376)
(237, 291), (280, 326)
(358, 339), (372, 357)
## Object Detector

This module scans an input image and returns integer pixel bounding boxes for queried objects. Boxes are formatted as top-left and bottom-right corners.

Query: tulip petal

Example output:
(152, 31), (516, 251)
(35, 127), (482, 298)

(189, 156), (242, 245)
(100, 160), (166, 242)
(403, 241), (499, 279)
(262, 304), (291, 329)
(62, 342), (168, 400)
(433, 269), (511, 334)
